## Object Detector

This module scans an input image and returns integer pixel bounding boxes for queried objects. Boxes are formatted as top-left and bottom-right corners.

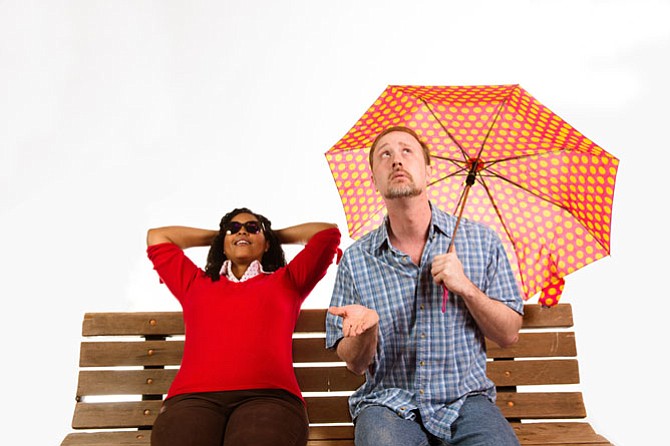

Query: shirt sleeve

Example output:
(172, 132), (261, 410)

(284, 227), (341, 297)
(485, 231), (524, 315)
(147, 242), (202, 305)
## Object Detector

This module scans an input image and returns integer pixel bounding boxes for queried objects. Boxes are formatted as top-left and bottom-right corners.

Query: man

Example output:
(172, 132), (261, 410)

(326, 126), (524, 446)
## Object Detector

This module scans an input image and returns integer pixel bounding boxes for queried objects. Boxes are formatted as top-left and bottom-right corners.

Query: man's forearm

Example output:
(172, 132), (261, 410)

(336, 328), (378, 376)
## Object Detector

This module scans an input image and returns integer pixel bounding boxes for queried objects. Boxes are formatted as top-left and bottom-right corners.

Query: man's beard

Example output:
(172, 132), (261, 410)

(383, 182), (423, 199)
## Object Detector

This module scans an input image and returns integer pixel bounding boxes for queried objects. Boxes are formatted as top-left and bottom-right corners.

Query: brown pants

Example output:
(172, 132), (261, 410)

(151, 389), (309, 446)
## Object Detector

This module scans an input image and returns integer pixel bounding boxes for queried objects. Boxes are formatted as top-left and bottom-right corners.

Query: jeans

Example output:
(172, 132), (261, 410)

(354, 394), (520, 446)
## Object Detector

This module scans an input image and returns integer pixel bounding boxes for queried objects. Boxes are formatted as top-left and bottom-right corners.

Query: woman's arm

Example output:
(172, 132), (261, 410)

(146, 226), (218, 249)
(275, 222), (337, 245)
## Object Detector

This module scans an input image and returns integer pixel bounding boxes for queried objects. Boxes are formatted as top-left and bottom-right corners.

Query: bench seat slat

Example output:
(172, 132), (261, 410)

(519, 304), (573, 328)
(497, 392), (586, 419)
(77, 370), (178, 396)
(61, 422), (610, 446)
(293, 338), (341, 362)
(79, 341), (185, 367)
(76, 359), (578, 397)
(76, 367), (364, 397)
(296, 367), (366, 392)
(72, 401), (162, 429)
(71, 392), (588, 430)
(72, 397), (355, 429)
(487, 332), (576, 358)
(512, 422), (611, 445)
(61, 431), (151, 446)
(81, 305), (575, 337)
(486, 359), (580, 386)
(83, 312), (184, 337)
(79, 332), (578, 368)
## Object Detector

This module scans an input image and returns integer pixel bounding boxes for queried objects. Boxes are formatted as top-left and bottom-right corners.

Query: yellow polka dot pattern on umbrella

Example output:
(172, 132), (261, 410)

(325, 85), (619, 306)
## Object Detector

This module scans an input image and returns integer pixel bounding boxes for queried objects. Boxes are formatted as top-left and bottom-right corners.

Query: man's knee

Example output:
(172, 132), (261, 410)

(355, 406), (430, 446)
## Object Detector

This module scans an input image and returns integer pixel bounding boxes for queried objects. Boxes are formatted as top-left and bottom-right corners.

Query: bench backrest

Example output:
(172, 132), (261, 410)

(67, 303), (584, 444)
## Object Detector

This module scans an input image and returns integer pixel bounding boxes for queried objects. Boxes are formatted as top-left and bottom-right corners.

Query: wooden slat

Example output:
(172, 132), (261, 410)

(521, 304), (573, 328)
(79, 341), (184, 367)
(77, 370), (177, 396)
(78, 332), (576, 369)
(296, 305), (574, 334)
(79, 337), (340, 368)
(512, 422), (611, 445)
(295, 366), (365, 392)
(308, 425), (355, 440)
(74, 360), (579, 399)
(61, 431), (151, 446)
(72, 397), (354, 429)
(61, 427), (358, 446)
(487, 359), (580, 386)
(72, 401), (162, 429)
(81, 304), (574, 337)
(498, 392), (587, 419)
(83, 312), (184, 336)
(61, 422), (611, 446)
(307, 441), (354, 446)
(76, 367), (363, 397)
(487, 332), (577, 359)
(296, 309), (329, 333)
(304, 396), (352, 423)
(293, 338), (341, 362)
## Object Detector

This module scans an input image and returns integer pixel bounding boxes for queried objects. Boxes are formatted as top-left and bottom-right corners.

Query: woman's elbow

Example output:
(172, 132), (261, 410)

(146, 228), (157, 246)
(146, 228), (167, 246)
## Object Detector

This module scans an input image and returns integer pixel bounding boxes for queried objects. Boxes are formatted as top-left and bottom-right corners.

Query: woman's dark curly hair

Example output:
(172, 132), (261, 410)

(204, 207), (286, 281)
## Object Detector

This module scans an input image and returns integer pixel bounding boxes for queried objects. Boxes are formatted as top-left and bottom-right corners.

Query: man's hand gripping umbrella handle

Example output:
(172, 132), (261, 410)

(442, 162), (477, 313)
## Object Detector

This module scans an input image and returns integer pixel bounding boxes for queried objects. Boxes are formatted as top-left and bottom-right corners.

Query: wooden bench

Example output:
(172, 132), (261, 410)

(61, 303), (611, 445)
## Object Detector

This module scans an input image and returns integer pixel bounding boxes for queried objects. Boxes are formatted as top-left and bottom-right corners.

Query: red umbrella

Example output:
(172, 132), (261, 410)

(325, 85), (619, 307)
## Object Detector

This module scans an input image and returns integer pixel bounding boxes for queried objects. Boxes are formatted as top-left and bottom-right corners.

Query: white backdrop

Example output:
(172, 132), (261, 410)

(2, 1), (668, 444)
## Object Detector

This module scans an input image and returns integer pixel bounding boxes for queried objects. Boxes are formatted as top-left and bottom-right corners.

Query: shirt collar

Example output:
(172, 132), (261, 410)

(219, 259), (269, 283)
(371, 201), (456, 250)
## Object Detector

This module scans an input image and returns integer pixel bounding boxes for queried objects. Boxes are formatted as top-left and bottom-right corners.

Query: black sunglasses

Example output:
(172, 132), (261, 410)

(225, 221), (263, 235)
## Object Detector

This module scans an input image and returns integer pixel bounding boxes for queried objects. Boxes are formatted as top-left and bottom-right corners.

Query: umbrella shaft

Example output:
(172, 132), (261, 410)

(448, 183), (473, 252)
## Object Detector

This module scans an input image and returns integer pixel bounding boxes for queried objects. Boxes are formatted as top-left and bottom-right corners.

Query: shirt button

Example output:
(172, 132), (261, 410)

(419, 389), (425, 395)
(419, 361), (425, 366)
(420, 305), (424, 310)
(420, 333), (426, 339)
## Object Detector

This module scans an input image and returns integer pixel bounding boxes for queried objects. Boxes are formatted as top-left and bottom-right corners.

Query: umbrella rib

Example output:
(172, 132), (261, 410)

(419, 98), (468, 162)
(475, 98), (508, 160)
(479, 169), (611, 254)
(432, 151), (554, 165)
(480, 169), (570, 212)
(477, 176), (530, 293)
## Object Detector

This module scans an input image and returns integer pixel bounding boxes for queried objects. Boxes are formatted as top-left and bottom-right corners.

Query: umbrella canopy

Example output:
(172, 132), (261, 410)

(325, 85), (619, 306)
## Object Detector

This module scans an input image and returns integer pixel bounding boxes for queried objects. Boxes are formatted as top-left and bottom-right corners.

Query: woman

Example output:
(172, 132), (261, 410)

(146, 207), (340, 446)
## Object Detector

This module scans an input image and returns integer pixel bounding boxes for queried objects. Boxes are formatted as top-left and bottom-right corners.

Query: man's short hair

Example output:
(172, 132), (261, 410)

(368, 126), (431, 169)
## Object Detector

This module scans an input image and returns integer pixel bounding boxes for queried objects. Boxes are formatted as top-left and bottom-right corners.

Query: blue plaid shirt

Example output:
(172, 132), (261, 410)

(326, 204), (523, 440)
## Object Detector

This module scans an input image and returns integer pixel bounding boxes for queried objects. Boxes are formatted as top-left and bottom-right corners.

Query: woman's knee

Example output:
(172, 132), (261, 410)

(151, 398), (225, 446)
(224, 396), (308, 446)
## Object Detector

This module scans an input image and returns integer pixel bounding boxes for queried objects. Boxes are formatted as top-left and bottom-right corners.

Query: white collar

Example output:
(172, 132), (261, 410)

(219, 259), (269, 282)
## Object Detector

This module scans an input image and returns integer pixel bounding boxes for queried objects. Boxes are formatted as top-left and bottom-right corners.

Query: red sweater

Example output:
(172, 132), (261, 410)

(147, 227), (340, 402)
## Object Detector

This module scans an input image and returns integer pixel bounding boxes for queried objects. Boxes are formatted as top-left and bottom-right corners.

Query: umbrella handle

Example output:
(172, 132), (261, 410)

(443, 162), (478, 314)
